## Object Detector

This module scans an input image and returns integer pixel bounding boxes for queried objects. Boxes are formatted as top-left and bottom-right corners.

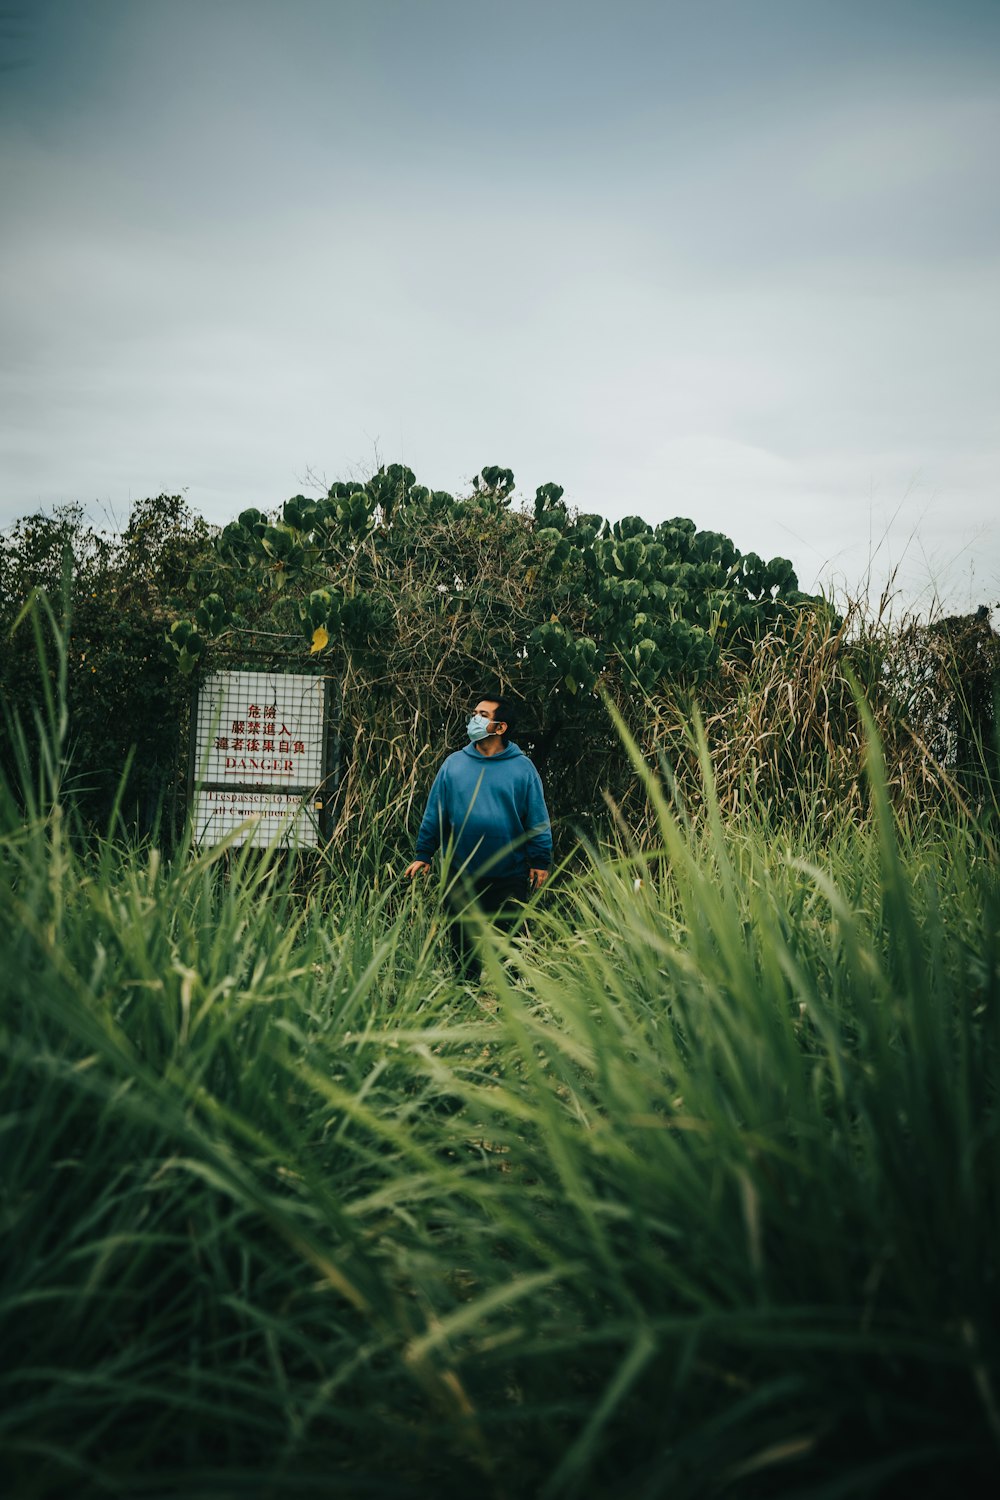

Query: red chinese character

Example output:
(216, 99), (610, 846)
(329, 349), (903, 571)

(215, 736), (229, 750)
(233, 738), (244, 751)
(248, 720), (261, 735)
(263, 738), (274, 752)
(247, 739), (260, 752)
(264, 704), (277, 720)
(247, 703), (260, 716)
(278, 723), (292, 737)
(231, 720), (245, 734)
(293, 740), (305, 754)
(279, 740), (291, 754)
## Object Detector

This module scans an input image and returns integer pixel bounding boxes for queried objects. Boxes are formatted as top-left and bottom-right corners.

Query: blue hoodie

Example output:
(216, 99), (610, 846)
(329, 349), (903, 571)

(414, 741), (552, 882)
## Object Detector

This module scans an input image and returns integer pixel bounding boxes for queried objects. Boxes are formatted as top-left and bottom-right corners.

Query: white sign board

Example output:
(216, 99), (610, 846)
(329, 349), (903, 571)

(192, 788), (320, 850)
(193, 669), (328, 847)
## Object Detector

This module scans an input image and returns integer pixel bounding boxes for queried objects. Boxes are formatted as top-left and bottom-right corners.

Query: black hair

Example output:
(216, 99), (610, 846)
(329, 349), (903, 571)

(482, 694), (515, 746)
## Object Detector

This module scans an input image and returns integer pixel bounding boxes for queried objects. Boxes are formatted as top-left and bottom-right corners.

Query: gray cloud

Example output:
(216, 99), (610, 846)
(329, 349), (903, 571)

(1, 0), (997, 612)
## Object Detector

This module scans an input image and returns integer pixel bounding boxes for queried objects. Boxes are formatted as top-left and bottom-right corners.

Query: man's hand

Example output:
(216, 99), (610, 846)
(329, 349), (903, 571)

(404, 860), (431, 879)
(528, 868), (549, 892)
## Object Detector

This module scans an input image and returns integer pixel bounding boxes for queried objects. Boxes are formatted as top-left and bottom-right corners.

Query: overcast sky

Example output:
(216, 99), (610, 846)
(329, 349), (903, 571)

(1, 0), (997, 614)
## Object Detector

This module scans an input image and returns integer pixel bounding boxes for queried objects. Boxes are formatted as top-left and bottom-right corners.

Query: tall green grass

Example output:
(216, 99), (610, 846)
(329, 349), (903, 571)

(2, 605), (998, 1497)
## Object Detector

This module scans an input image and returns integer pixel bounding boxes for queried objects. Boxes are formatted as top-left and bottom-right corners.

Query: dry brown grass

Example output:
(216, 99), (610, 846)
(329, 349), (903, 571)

(604, 598), (997, 848)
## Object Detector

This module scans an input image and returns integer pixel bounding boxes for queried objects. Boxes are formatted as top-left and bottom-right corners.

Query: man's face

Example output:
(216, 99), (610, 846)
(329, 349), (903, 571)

(474, 700), (503, 736)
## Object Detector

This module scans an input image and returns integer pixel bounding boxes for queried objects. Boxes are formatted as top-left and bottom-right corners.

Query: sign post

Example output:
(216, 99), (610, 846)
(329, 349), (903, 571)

(190, 669), (334, 848)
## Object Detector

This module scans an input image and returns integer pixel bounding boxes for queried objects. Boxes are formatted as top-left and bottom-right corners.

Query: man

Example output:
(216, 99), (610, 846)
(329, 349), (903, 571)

(404, 695), (552, 977)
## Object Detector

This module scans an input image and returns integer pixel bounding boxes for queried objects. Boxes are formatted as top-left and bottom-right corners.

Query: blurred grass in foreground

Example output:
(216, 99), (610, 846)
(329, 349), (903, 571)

(1, 604), (999, 1498)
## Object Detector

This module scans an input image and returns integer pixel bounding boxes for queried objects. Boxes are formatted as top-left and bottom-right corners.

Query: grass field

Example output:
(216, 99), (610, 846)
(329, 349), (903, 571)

(2, 632), (999, 1497)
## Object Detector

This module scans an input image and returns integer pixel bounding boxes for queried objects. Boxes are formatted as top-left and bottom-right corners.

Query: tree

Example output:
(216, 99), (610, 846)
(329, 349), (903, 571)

(0, 496), (214, 834)
(162, 465), (828, 845)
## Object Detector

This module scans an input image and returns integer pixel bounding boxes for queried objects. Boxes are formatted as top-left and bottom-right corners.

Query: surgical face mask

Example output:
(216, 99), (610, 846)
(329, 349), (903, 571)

(467, 713), (493, 743)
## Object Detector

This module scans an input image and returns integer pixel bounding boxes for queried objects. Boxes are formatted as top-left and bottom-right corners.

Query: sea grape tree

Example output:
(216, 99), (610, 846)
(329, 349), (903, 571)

(168, 464), (821, 711)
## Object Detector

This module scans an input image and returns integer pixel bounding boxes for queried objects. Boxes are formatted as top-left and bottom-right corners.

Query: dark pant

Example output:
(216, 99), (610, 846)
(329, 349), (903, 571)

(445, 875), (530, 981)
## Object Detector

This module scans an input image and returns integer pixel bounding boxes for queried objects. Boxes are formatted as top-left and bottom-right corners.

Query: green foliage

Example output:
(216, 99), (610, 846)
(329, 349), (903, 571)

(178, 464), (824, 707)
(2, 628), (998, 1497)
(4, 470), (994, 871)
(167, 617), (204, 675)
(153, 466), (834, 857)
(529, 619), (600, 694)
(0, 496), (213, 833)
